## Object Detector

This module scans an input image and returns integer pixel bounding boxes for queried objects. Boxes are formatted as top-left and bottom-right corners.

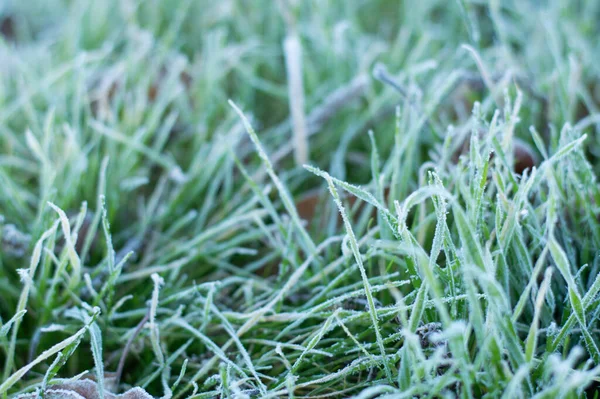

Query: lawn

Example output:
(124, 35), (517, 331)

(2, 0), (600, 398)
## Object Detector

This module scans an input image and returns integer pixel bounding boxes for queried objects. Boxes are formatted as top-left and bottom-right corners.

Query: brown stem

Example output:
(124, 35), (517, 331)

(114, 311), (150, 389)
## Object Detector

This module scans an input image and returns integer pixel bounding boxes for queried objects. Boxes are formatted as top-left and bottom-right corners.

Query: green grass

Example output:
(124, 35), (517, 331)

(2, 0), (600, 397)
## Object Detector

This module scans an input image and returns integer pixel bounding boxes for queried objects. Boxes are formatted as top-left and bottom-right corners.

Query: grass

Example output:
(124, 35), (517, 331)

(1, 0), (600, 397)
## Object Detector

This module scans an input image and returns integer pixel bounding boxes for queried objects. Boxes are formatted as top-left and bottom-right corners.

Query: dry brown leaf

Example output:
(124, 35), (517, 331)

(15, 378), (153, 399)
(451, 129), (539, 175)
(0, 15), (15, 41)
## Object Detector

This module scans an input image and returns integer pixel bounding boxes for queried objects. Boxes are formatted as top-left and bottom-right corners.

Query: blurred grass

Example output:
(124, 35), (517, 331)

(1, 0), (600, 397)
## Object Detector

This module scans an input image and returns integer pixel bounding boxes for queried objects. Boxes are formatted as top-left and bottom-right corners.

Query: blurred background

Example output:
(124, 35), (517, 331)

(1, 0), (599, 234)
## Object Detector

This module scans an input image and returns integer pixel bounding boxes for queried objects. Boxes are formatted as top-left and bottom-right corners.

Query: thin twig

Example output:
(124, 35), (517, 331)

(372, 63), (440, 133)
(114, 310), (150, 388)
(271, 74), (370, 165)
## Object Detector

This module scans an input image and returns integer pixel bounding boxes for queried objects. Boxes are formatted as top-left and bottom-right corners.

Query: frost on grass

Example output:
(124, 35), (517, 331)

(2, 1), (600, 398)
(16, 379), (152, 399)
(1, 223), (31, 258)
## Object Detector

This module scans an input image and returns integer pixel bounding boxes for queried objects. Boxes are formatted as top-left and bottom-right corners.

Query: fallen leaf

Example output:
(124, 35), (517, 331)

(15, 378), (153, 399)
